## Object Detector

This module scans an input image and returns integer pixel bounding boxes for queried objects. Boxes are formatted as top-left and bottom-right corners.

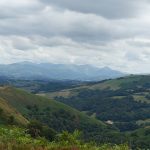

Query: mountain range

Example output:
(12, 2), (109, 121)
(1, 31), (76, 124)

(0, 62), (125, 81)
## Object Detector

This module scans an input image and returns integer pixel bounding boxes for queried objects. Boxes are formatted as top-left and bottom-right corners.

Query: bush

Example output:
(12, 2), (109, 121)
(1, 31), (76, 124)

(27, 120), (43, 138)
(0, 126), (130, 150)
(27, 120), (57, 141)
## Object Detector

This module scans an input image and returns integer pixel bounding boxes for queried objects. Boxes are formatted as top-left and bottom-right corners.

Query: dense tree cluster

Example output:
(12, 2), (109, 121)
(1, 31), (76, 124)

(55, 88), (150, 132)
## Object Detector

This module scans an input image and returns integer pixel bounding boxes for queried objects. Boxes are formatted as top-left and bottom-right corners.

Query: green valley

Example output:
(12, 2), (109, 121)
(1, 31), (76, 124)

(0, 86), (122, 144)
(43, 75), (150, 131)
(0, 75), (149, 149)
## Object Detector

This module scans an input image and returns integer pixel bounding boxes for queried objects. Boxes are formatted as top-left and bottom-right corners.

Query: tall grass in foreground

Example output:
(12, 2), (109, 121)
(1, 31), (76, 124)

(0, 126), (129, 150)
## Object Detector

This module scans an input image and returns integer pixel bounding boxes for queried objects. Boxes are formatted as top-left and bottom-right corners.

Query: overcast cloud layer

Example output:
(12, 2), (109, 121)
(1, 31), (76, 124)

(0, 0), (150, 73)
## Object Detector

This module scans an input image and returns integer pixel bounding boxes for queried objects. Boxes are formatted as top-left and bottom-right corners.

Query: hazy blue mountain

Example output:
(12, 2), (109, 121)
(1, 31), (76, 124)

(0, 62), (125, 81)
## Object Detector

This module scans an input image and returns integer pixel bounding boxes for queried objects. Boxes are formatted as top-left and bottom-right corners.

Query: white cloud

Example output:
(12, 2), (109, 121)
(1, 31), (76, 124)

(0, 0), (150, 73)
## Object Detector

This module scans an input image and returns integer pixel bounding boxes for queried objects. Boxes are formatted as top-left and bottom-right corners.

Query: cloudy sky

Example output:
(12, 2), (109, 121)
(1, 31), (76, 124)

(0, 0), (150, 73)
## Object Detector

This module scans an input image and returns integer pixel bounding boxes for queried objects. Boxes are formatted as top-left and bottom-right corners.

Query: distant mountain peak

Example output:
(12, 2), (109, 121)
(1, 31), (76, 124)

(0, 62), (125, 81)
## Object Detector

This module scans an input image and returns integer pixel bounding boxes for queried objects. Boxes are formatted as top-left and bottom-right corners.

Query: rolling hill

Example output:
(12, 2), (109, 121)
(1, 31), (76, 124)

(0, 76), (84, 93)
(40, 75), (150, 132)
(0, 86), (121, 143)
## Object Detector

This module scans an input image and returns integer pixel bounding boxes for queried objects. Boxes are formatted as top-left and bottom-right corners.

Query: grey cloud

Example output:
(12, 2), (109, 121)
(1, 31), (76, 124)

(0, 0), (150, 73)
(127, 39), (150, 47)
(0, 1), (149, 44)
(0, 0), (43, 19)
(41, 0), (147, 19)
(11, 36), (37, 50)
(125, 52), (142, 62)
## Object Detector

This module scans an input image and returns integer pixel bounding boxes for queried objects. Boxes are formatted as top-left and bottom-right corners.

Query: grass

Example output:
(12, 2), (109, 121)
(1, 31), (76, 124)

(111, 96), (126, 100)
(133, 95), (150, 104)
(136, 119), (150, 126)
(0, 97), (28, 125)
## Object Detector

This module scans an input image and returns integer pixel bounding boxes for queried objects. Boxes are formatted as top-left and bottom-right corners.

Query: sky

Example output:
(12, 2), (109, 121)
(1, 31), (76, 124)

(0, 0), (150, 73)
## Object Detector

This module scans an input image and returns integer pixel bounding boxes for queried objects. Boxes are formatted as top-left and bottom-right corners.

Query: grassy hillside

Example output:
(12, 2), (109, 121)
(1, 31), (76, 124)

(41, 75), (150, 132)
(0, 87), (28, 125)
(0, 86), (121, 143)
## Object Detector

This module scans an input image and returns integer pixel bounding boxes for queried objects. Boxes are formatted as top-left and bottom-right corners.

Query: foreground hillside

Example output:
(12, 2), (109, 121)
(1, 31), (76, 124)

(0, 86), (121, 143)
(0, 126), (129, 150)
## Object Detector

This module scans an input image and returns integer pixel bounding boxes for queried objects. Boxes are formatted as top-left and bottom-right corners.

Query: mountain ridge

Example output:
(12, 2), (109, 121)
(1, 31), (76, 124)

(0, 62), (125, 81)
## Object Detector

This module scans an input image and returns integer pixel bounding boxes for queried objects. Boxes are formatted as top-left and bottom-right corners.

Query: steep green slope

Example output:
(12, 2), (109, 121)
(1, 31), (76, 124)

(0, 87), (28, 125)
(0, 98), (28, 126)
(0, 86), (121, 143)
(42, 75), (150, 132)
